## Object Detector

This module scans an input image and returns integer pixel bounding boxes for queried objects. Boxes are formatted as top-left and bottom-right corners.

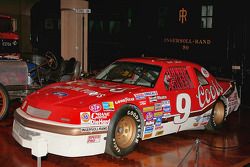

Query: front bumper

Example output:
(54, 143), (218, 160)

(12, 108), (107, 157)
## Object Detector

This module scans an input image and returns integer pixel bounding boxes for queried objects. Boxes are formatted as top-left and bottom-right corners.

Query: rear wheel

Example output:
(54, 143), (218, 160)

(105, 105), (141, 157)
(206, 100), (226, 131)
(0, 83), (9, 120)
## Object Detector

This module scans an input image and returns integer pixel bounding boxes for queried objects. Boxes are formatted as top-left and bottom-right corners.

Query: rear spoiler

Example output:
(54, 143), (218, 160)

(216, 77), (240, 98)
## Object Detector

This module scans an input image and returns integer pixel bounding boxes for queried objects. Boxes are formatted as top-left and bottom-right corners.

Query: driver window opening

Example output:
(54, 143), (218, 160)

(95, 62), (161, 88)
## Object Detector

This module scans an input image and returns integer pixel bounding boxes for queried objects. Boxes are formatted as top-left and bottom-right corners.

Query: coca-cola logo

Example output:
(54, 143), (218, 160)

(196, 80), (223, 108)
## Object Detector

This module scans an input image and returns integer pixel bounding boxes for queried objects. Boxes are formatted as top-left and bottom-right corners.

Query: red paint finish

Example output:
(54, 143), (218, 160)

(12, 57), (241, 157)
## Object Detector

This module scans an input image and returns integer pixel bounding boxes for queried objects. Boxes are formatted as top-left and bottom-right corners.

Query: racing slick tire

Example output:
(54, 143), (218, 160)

(105, 105), (142, 157)
(205, 99), (226, 131)
(0, 83), (9, 120)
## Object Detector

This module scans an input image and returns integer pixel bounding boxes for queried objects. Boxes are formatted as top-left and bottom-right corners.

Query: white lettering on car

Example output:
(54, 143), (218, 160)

(110, 88), (127, 93)
(115, 97), (135, 104)
(196, 80), (223, 108)
(174, 93), (191, 124)
(91, 112), (110, 119)
(53, 82), (128, 95)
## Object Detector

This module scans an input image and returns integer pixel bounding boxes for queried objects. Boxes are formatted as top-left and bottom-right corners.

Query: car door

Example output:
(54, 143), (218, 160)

(158, 65), (199, 133)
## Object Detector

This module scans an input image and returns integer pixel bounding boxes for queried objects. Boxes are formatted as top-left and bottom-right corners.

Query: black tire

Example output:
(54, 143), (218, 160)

(105, 105), (142, 157)
(205, 99), (226, 131)
(0, 83), (9, 120)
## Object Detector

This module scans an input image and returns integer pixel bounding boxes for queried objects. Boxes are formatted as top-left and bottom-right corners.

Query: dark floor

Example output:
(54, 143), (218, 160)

(1, 103), (250, 167)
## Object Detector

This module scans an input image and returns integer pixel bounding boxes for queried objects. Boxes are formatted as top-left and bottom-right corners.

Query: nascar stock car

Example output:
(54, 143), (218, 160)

(12, 57), (240, 158)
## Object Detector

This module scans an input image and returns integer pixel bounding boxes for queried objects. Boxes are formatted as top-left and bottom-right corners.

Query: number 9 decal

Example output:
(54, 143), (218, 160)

(174, 93), (191, 124)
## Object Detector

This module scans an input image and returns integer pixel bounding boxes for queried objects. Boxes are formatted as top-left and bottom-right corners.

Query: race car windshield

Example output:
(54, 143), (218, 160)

(95, 61), (162, 88)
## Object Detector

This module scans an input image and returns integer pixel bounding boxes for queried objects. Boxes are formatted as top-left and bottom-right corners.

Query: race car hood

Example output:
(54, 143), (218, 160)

(25, 79), (140, 107)
(20, 79), (146, 124)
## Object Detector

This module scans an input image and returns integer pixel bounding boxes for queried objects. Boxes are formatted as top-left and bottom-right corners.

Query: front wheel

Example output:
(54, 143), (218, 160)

(0, 83), (9, 120)
(206, 99), (226, 131)
(105, 105), (141, 157)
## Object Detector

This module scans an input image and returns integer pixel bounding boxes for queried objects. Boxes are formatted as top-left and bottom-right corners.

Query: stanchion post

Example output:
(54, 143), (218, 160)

(195, 138), (200, 167)
(31, 136), (48, 167)
(37, 157), (41, 167)
(177, 138), (200, 167)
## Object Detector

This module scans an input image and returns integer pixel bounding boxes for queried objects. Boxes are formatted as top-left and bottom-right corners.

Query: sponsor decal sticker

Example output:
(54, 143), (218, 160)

(115, 97), (135, 104)
(52, 85), (105, 98)
(110, 88), (127, 93)
(157, 96), (167, 100)
(155, 130), (164, 136)
(144, 125), (154, 134)
(134, 91), (158, 100)
(139, 101), (147, 106)
(228, 91), (240, 111)
(80, 112), (90, 124)
(91, 112), (110, 119)
(143, 133), (152, 139)
(52, 91), (68, 97)
(143, 106), (154, 112)
(145, 112), (154, 121)
(154, 112), (163, 117)
(63, 81), (128, 94)
(87, 135), (101, 143)
(162, 113), (171, 119)
(144, 91), (158, 97)
(163, 106), (171, 112)
(155, 116), (162, 127)
(193, 114), (210, 126)
(81, 126), (108, 132)
(162, 100), (171, 112)
(83, 89), (105, 98)
(162, 100), (170, 106)
(145, 120), (154, 126)
(155, 125), (163, 131)
(91, 119), (110, 125)
(201, 67), (209, 78)
(89, 104), (102, 112)
(149, 96), (157, 102)
(143, 125), (154, 138)
(154, 103), (162, 111)
(134, 93), (146, 100)
(196, 80), (223, 108)
(102, 102), (115, 111)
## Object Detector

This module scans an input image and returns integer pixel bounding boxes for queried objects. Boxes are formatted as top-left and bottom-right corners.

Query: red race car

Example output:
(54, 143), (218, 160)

(12, 57), (240, 158)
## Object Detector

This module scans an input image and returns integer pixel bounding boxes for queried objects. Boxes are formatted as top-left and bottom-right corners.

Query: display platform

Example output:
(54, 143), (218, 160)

(0, 104), (250, 167)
